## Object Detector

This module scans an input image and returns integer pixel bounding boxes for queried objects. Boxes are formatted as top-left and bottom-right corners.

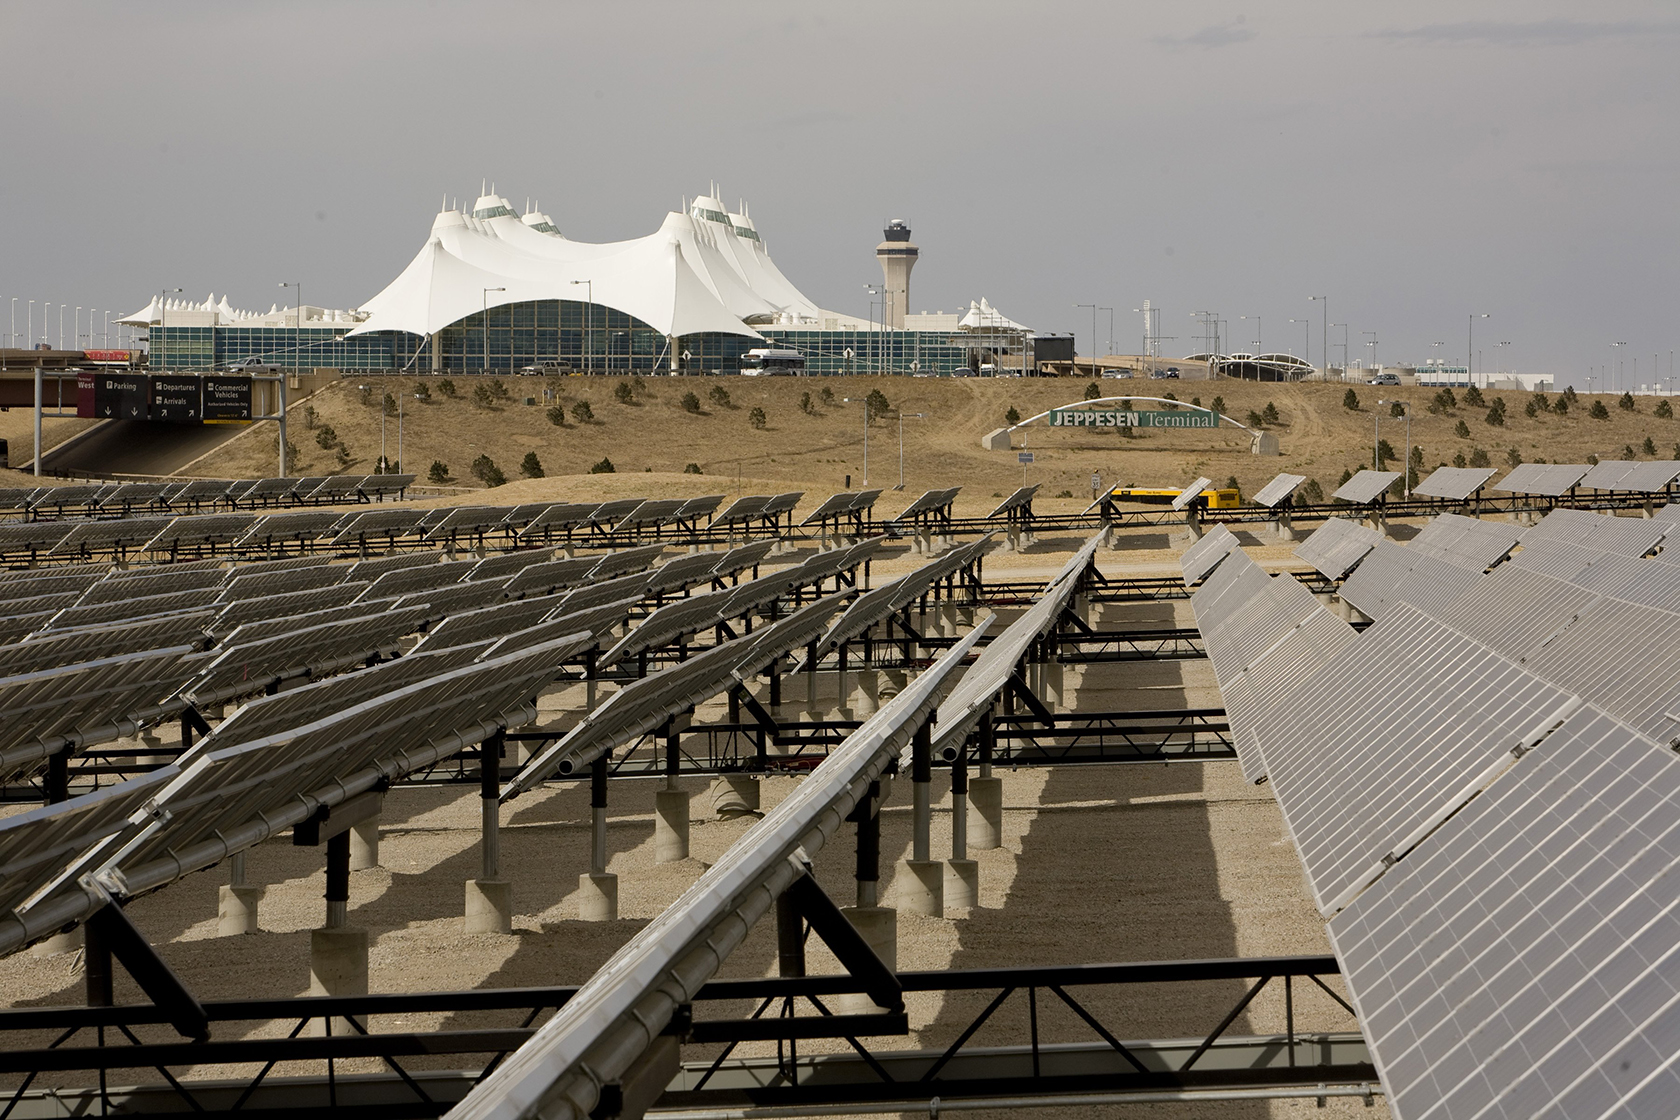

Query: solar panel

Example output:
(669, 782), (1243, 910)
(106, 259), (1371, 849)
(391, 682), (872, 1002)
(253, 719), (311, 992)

(797, 538), (993, 669)
(549, 572), (656, 615)
(1654, 502), (1680, 524)
(1404, 512), (1523, 571)
(1329, 708), (1680, 1120)
(1220, 607), (1360, 784)
(142, 513), (262, 552)
(0, 611), (58, 648)
(167, 478), (236, 505)
(345, 550), (445, 581)
(359, 473), (415, 497)
(1253, 604), (1579, 916)
(714, 495), (770, 525)
(1180, 523), (1243, 586)
(587, 498), (646, 525)
(587, 543), (666, 582)
(0, 521), (74, 554)
(1493, 462), (1590, 495)
(1410, 466), (1495, 501)
(1293, 517), (1383, 580)
(26, 485), (112, 514)
(356, 558), (474, 601)
(235, 510), (341, 545)
(424, 505), (518, 540)
(0, 570), (104, 603)
(392, 578), (512, 618)
(0, 487), (41, 511)
(0, 590), (86, 619)
(1523, 508), (1669, 557)
(1569, 552), (1680, 612)
(211, 582), (371, 634)
(328, 507), (428, 543)
(674, 494), (724, 521)
(984, 485), (1039, 519)
(190, 604), (434, 705)
(518, 502), (600, 535)
(467, 548), (560, 581)
(892, 487), (961, 521)
(98, 482), (172, 511)
(643, 551), (726, 597)
(615, 499), (686, 530)
(1572, 459), (1679, 493)
(79, 566), (227, 604)
(1249, 473), (1307, 509)
(501, 556), (600, 598)
(309, 474), (367, 501)
(234, 477), (303, 503)
(1336, 541), (1489, 621)
(409, 592), (610, 653)
(222, 563), (348, 600)
(598, 587), (738, 667)
(0, 612), (214, 678)
(1168, 476), (1213, 512)
(45, 586), (224, 631)
(1331, 470), (1400, 505)
(713, 539), (776, 579)
(47, 517), (175, 557)
(797, 492), (857, 525)
(846, 488), (883, 514)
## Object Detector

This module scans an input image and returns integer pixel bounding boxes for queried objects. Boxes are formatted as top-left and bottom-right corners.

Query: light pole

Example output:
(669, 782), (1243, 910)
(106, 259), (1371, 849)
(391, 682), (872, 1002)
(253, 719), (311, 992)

(1610, 342), (1627, 393)
(1075, 304), (1097, 377)
(74, 307), (81, 352)
(361, 383), (387, 471)
(569, 280), (592, 373)
(8, 298), (13, 349)
(866, 285), (881, 373)
(482, 287), (506, 373)
(895, 411), (925, 490)
(26, 300), (33, 349)
(1308, 296), (1327, 372)
(1363, 330), (1378, 371)
(842, 396), (871, 485)
(280, 281), (302, 371)
(1468, 313), (1488, 386)
(156, 288), (181, 370)
(1240, 314), (1261, 353)
(1332, 324), (1349, 372)
(58, 304), (65, 350)
(1289, 318), (1309, 360)
(1379, 399), (1412, 496)
(1101, 307), (1114, 358)
(1496, 341), (1512, 375)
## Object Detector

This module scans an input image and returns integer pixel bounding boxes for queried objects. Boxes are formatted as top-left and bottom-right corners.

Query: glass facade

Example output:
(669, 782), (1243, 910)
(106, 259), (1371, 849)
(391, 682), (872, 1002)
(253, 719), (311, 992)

(144, 299), (1028, 377)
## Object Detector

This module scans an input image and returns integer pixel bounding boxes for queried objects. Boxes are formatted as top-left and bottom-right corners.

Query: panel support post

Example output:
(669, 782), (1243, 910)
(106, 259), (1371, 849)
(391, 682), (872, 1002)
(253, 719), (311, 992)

(579, 750), (618, 920)
(969, 711), (1004, 851)
(654, 716), (689, 863)
(776, 890), (805, 979)
(467, 729), (513, 933)
(897, 719), (943, 916)
(311, 830), (368, 1033)
(218, 850), (260, 936)
(840, 780), (896, 1003)
(945, 740), (979, 912)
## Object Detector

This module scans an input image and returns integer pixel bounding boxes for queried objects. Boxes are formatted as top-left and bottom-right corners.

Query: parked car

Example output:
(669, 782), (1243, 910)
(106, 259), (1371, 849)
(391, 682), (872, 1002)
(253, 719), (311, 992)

(1149, 368), (1180, 379)
(222, 357), (281, 373)
(520, 360), (571, 376)
(1102, 369), (1133, 379)
(1366, 372), (1400, 385)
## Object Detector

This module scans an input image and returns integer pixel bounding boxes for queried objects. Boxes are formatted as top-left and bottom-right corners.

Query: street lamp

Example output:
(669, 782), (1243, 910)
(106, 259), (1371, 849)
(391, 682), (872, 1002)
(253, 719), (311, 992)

(482, 287), (506, 373)
(26, 300), (33, 349)
(1100, 307), (1114, 359)
(894, 411), (925, 490)
(360, 383), (387, 471)
(1611, 342), (1627, 394)
(866, 284), (882, 374)
(569, 280), (592, 373)
(1075, 303), (1098, 377)
(1289, 318), (1309, 360)
(1240, 314), (1261, 353)
(1332, 324), (1349, 373)
(1497, 341), (1512, 375)
(1377, 399), (1412, 496)
(1363, 330), (1378, 371)
(1308, 296), (1327, 372)
(841, 396), (871, 485)
(1468, 313), (1488, 386)
(279, 282), (302, 372)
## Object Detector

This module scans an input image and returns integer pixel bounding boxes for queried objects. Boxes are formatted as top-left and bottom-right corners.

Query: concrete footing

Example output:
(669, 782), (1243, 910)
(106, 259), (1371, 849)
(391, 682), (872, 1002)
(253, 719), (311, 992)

(31, 927), (83, 956)
(465, 879), (513, 934)
(710, 775), (761, 819)
(944, 859), (980, 912)
(850, 671), (880, 717)
(309, 927), (369, 1033)
(839, 905), (898, 1012)
(218, 885), (261, 936)
(969, 776), (1004, 850)
(349, 817), (380, 871)
(655, 789), (690, 862)
(896, 859), (944, 917)
(578, 872), (619, 921)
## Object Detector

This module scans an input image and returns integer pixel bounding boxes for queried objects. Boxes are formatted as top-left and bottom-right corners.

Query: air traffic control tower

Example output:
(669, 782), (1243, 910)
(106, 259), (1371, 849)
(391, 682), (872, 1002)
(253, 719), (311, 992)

(876, 219), (918, 329)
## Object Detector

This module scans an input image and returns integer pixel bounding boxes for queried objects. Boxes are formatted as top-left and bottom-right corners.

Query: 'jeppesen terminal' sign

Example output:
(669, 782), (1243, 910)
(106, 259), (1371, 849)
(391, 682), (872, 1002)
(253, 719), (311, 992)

(1048, 408), (1219, 429)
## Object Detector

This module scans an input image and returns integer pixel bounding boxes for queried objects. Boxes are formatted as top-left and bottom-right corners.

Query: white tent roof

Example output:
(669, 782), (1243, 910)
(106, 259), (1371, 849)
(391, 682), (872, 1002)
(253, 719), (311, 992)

(348, 187), (828, 341)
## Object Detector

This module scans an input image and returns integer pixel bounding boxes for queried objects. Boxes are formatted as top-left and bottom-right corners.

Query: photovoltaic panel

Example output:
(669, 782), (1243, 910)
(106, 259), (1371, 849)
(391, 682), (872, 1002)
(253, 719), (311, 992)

(0, 611), (58, 647)
(1249, 473), (1306, 509)
(358, 558), (474, 601)
(359, 473), (415, 497)
(1171, 477), (1214, 512)
(761, 492), (804, 518)
(501, 556), (599, 598)
(0, 612), (213, 678)
(142, 513), (261, 552)
(984, 485), (1039, 519)
(796, 540), (991, 670)
(1493, 462), (1590, 495)
(1331, 470), (1400, 505)
(0, 570), (104, 603)
(1411, 466), (1496, 501)
(424, 505), (517, 540)
(0, 646), (197, 778)
(47, 517), (175, 556)
(713, 495), (770, 525)
(1189, 549), (1276, 634)
(550, 572), (655, 615)
(27, 485), (112, 514)
(1329, 707), (1680, 1120)
(467, 548), (560, 581)
(845, 489), (883, 514)
(345, 550), (445, 581)
(587, 543), (666, 581)
(797, 492), (857, 525)
(615, 499), (686, 530)
(1253, 604), (1579, 916)
(236, 510), (341, 545)
(233, 477), (301, 504)
(1294, 517), (1382, 580)
(674, 494), (724, 520)
(1574, 459), (1680, 493)
(587, 498), (646, 525)
(1199, 569), (1322, 682)
(98, 482), (172, 511)
(189, 604), (434, 704)
(713, 539), (776, 578)
(222, 562), (348, 600)
(168, 479), (236, 505)
(643, 551), (725, 597)
(224, 554), (324, 576)
(308, 474), (367, 502)
(1404, 513), (1523, 572)
(0, 521), (74, 553)
(79, 566), (226, 604)
(391, 578), (512, 619)
(1568, 552), (1680, 612)
(0, 591), (86, 619)
(1221, 608), (1359, 784)
(1180, 523), (1243, 586)
(0, 486), (41, 510)
(328, 507), (429, 543)
(210, 582), (371, 634)
(518, 503), (600, 535)
(1337, 541), (1487, 620)
(46, 586), (224, 631)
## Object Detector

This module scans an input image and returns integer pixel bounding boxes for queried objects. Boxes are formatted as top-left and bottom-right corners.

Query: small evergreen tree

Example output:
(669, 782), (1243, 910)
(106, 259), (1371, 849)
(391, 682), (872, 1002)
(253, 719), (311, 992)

(1005, 406), (1020, 425)
(1554, 396), (1570, 416)
(1338, 467), (1353, 485)
(1486, 405), (1505, 427)
(1587, 453), (1600, 465)
(589, 456), (616, 474)
(520, 451), (544, 478)
(1525, 400), (1538, 418)
(1469, 447), (1491, 468)
(1389, 400), (1405, 418)
(1455, 419), (1471, 438)
(1246, 410), (1265, 428)
(1589, 400), (1611, 420)
(1623, 443), (1639, 458)
(1453, 451), (1467, 469)
(383, 392), (398, 417)
(709, 385), (732, 409)
(748, 406), (767, 429)
(470, 454), (505, 486)
(413, 381), (431, 402)
(358, 384), (375, 407)
(1377, 438), (1397, 464)
(472, 383), (494, 409)
(315, 425), (338, 449)
(1644, 435), (1659, 455)
(1263, 401), (1280, 424)
(427, 460), (449, 483)
(683, 462), (703, 474)
(1343, 388), (1360, 410)
(800, 391), (814, 414)
(1619, 391), (1637, 411)
(438, 378), (457, 397)
(572, 399), (595, 424)
(303, 404), (318, 430)
(1506, 447), (1523, 467)
(1210, 395), (1226, 414)
(614, 381), (635, 404)
(1083, 382), (1101, 400)
(546, 404), (566, 426)
(1464, 385), (1486, 407)
(865, 387), (891, 418)
(1301, 478), (1325, 503)
(820, 386), (835, 405)
(681, 391), (702, 414)
(336, 446), (352, 468)
(1657, 399), (1674, 419)
(1531, 391), (1548, 412)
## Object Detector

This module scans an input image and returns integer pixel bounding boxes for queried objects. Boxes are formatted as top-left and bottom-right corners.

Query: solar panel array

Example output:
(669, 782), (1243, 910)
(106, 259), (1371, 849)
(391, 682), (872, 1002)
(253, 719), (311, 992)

(1493, 462), (1590, 495)
(1403, 512), (1524, 571)
(1179, 523), (1243, 586)
(1410, 466), (1496, 501)
(1294, 517), (1383, 580)
(1332, 470), (1401, 505)
(797, 536), (992, 669)
(891, 487), (962, 522)
(983, 485), (1039, 519)
(1189, 508), (1680, 1119)
(1249, 472), (1306, 509)
(1170, 476), (1214, 512)
(1578, 458), (1680, 492)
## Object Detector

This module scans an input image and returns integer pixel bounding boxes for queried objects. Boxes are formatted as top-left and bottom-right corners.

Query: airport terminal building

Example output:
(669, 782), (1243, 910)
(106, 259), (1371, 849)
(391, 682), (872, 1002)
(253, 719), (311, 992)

(122, 189), (1046, 377)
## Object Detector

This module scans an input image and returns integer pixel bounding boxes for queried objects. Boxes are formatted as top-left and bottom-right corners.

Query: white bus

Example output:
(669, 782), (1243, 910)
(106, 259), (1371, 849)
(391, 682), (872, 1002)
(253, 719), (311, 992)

(740, 348), (806, 376)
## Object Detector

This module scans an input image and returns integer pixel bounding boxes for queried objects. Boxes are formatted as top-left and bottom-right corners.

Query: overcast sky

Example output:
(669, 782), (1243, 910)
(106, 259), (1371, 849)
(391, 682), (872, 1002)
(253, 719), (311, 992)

(4, 1), (1677, 387)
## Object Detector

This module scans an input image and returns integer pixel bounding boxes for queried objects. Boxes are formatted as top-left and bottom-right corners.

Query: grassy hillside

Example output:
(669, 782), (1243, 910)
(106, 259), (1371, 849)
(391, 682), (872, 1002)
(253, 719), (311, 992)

(154, 374), (1680, 512)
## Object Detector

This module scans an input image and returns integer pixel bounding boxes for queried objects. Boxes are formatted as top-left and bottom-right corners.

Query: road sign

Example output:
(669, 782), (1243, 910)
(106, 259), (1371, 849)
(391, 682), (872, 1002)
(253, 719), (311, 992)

(1048, 408), (1218, 429)
(203, 376), (253, 421)
(1018, 452), (1035, 464)
(93, 374), (148, 420)
(149, 376), (202, 423)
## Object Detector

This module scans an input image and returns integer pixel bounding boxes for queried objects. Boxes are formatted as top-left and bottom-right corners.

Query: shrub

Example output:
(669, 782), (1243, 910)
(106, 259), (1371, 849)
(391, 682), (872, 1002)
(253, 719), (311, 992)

(1563, 386), (1579, 404)
(1246, 410), (1265, 428)
(681, 391), (702, 414)
(1224, 475), (1241, 493)
(1554, 396), (1569, 416)
(472, 383), (494, 409)
(614, 381), (634, 404)
(1390, 400), (1406, 418)
(1342, 388), (1359, 411)
(1619, 391), (1637, 411)
(1657, 399), (1674, 419)
(1589, 400), (1611, 420)
(1525, 400), (1538, 418)
(820, 386), (835, 405)
(303, 404), (318, 429)
(520, 451), (544, 478)
(1453, 451), (1467, 469)
(1644, 435), (1659, 455)
(1263, 401), (1280, 424)
(427, 460), (449, 483)
(683, 462), (703, 474)
(489, 379), (509, 399)
(709, 385), (732, 409)
(413, 381), (431, 401)
(373, 454), (392, 474)
(383, 392), (398, 417)
(1435, 388), (1458, 411)
(866, 388), (891, 418)
(1300, 478), (1325, 503)
(1454, 419), (1471, 438)
(1531, 391), (1548, 412)
(1506, 447), (1523, 467)
(1210, 395), (1226, 414)
(588, 456), (616, 474)
(1469, 447), (1491, 468)
(1463, 385), (1486, 407)
(1338, 467), (1353, 485)
(276, 433), (301, 464)
(1191, 396), (1202, 407)
(747, 406), (767, 429)
(546, 404), (566, 426)
(438, 378), (457, 398)
(357, 384), (375, 407)
(1378, 438), (1398, 464)
(1056, 489), (1074, 498)
(1163, 392), (1178, 406)
(572, 399), (595, 424)
(1486, 406), (1505, 427)
(1623, 443), (1639, 458)
(470, 454), (505, 486)
(314, 424), (337, 448)
(800, 391), (814, 414)
(1005, 406), (1021, 424)
(1083, 382), (1101, 400)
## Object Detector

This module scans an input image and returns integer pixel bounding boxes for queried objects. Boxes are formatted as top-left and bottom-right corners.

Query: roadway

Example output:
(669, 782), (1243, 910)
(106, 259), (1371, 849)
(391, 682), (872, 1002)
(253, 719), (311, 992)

(40, 419), (250, 478)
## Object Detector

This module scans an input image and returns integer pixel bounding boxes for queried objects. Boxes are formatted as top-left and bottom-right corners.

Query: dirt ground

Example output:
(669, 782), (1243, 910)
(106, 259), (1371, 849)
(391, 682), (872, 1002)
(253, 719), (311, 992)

(0, 536), (1384, 1118)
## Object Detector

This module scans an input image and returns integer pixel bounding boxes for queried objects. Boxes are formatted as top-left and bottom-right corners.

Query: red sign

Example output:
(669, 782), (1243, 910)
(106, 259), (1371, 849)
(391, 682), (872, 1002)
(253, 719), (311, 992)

(82, 350), (132, 364)
(77, 372), (96, 417)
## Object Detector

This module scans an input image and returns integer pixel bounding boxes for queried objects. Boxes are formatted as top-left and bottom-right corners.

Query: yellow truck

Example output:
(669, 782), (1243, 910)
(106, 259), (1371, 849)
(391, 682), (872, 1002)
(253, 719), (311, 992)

(1109, 484), (1241, 510)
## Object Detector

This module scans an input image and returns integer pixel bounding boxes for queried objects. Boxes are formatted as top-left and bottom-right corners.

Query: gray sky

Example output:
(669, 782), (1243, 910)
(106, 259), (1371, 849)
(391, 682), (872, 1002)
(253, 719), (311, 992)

(5, 1), (1677, 387)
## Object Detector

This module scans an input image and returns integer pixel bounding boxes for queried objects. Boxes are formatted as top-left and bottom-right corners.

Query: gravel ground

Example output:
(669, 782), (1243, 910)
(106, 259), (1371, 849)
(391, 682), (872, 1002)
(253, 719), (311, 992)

(0, 548), (1387, 1118)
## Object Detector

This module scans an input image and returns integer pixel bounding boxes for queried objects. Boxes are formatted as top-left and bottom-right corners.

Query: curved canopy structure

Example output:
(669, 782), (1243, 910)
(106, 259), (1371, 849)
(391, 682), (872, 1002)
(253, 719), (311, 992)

(1184, 352), (1315, 381)
(349, 187), (829, 343)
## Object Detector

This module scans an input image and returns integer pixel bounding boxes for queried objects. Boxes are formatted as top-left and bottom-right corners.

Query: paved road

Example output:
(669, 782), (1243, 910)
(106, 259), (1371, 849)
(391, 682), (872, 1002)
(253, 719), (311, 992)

(41, 420), (250, 477)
